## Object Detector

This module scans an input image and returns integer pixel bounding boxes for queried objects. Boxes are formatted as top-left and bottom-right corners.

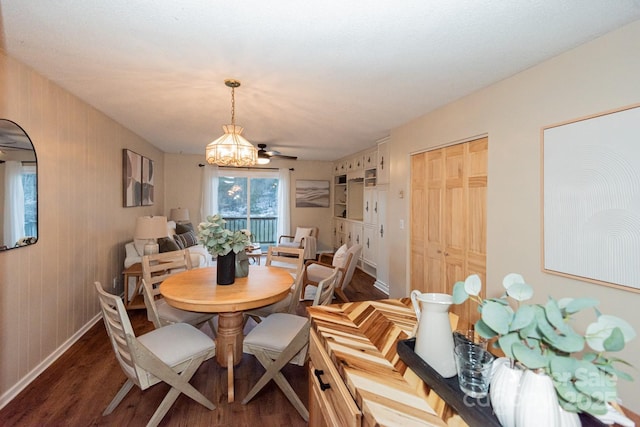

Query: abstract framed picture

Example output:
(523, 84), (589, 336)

(122, 149), (142, 207)
(542, 103), (640, 293)
(142, 156), (155, 206)
(295, 180), (330, 208)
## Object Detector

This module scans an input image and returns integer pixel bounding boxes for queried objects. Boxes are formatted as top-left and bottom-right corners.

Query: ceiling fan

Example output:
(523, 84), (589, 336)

(257, 143), (298, 164)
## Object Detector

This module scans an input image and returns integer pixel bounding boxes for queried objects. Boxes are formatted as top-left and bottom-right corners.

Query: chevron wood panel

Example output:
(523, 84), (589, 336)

(308, 299), (448, 426)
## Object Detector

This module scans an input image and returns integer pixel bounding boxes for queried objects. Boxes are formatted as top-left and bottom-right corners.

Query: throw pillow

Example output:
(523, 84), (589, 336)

(293, 227), (313, 243)
(158, 237), (180, 253)
(176, 222), (194, 234)
(332, 244), (348, 268)
(174, 230), (199, 249)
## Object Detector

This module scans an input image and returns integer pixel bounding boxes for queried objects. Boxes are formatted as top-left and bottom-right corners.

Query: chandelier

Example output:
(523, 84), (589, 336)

(205, 79), (257, 167)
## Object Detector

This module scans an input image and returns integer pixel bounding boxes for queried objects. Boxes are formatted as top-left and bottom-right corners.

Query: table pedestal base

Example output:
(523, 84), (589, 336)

(217, 312), (244, 402)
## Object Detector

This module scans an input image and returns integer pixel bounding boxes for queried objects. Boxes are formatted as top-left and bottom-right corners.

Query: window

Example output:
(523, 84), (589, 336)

(22, 165), (37, 237)
(217, 170), (279, 247)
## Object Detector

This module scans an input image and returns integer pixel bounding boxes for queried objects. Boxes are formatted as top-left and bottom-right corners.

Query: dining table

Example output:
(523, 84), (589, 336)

(159, 264), (294, 402)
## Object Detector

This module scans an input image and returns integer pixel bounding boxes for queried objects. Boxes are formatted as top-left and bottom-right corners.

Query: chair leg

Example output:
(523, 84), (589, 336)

(145, 354), (216, 427)
(335, 287), (350, 303)
(103, 378), (135, 415)
(242, 324), (310, 421)
(243, 349), (309, 421)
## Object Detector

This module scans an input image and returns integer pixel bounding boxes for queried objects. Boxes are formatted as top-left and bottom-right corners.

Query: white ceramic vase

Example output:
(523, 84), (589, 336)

(558, 406), (581, 427)
(489, 358), (523, 427)
(514, 369), (560, 427)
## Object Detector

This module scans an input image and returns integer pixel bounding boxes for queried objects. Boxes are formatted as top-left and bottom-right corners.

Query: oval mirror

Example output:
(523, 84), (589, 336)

(0, 119), (38, 251)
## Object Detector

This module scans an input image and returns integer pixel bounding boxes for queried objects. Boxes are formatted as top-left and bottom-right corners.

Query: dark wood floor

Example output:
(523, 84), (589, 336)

(0, 268), (386, 427)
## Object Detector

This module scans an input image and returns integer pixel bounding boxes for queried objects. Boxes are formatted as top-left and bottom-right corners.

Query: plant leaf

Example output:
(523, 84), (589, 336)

(481, 300), (513, 335)
(452, 281), (469, 304)
(497, 332), (520, 359)
(563, 297), (599, 314)
(512, 341), (548, 369)
(505, 282), (534, 302)
(603, 327), (625, 352)
(473, 318), (497, 340)
(509, 304), (536, 331)
(463, 274), (482, 296)
(502, 273), (525, 290)
(586, 315), (637, 352)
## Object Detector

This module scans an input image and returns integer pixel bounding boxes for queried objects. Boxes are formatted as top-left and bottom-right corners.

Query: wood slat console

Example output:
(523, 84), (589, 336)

(308, 298), (618, 427)
(307, 298), (450, 426)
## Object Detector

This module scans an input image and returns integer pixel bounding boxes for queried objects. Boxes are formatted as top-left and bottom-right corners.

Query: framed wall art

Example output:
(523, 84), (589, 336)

(122, 149), (142, 207)
(542, 104), (640, 293)
(142, 156), (155, 206)
(295, 180), (330, 208)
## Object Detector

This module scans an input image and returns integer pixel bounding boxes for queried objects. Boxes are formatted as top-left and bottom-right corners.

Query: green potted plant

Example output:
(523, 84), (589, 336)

(453, 273), (636, 426)
(198, 214), (250, 284)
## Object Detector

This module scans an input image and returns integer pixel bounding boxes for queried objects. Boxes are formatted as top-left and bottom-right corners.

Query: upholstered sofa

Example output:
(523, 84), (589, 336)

(124, 220), (211, 269)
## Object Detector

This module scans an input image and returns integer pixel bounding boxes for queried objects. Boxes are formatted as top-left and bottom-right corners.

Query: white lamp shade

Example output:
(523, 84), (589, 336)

(134, 216), (167, 239)
(205, 124), (257, 167)
(169, 208), (190, 222)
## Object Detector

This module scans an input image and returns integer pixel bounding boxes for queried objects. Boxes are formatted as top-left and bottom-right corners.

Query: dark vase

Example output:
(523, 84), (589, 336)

(216, 252), (236, 285)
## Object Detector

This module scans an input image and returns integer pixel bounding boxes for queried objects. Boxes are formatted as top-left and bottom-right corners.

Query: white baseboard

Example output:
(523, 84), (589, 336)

(0, 313), (102, 411)
(374, 279), (389, 295)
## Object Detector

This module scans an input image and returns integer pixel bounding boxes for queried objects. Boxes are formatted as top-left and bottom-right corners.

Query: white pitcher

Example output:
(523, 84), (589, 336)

(410, 290), (457, 378)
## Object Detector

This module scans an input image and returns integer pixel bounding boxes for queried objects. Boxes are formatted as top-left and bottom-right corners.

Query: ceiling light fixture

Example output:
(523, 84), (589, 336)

(205, 79), (257, 167)
(256, 144), (271, 165)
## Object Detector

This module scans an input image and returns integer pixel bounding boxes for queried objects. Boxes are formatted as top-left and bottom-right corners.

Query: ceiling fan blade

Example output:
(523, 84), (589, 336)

(270, 154), (297, 160)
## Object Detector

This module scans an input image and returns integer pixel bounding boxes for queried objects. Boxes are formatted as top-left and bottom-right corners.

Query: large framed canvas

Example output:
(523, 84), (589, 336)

(142, 156), (155, 206)
(542, 104), (640, 293)
(295, 180), (330, 208)
(123, 149), (142, 207)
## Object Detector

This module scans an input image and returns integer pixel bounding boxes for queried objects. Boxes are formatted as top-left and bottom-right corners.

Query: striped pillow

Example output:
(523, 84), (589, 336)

(174, 230), (199, 248)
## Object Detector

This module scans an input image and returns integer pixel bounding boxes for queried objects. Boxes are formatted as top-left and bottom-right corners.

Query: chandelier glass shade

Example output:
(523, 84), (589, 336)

(205, 80), (257, 167)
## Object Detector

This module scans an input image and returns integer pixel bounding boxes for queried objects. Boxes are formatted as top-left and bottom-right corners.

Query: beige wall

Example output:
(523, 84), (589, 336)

(388, 21), (640, 411)
(164, 154), (334, 249)
(0, 51), (164, 405)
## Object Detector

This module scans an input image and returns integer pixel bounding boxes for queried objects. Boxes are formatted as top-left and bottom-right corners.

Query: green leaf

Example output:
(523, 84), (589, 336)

(586, 315), (637, 352)
(463, 274), (482, 296)
(497, 332), (520, 359)
(502, 273), (525, 290)
(575, 367), (617, 412)
(481, 300), (513, 335)
(563, 297), (599, 314)
(536, 306), (584, 353)
(452, 281), (469, 304)
(545, 298), (566, 330)
(505, 282), (533, 301)
(512, 341), (548, 369)
(474, 318), (498, 339)
(510, 304), (536, 331)
(603, 327), (625, 352)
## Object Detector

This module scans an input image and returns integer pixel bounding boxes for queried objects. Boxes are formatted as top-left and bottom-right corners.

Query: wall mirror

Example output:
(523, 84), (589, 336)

(0, 119), (38, 251)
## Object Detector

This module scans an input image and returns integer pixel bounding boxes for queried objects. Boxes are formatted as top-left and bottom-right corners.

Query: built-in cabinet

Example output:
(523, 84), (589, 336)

(410, 137), (487, 329)
(332, 140), (389, 293)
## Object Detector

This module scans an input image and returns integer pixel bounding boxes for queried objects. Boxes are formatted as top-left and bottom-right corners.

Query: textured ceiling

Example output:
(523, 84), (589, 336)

(1, 1), (639, 161)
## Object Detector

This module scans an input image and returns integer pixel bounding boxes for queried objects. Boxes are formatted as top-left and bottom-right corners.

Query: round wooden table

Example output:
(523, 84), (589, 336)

(160, 265), (294, 402)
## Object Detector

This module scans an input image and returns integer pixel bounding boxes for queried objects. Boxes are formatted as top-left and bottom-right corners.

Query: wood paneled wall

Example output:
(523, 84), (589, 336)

(0, 50), (164, 406)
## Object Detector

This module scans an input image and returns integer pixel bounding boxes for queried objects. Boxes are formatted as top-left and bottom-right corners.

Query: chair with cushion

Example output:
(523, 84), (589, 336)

(94, 282), (216, 427)
(241, 267), (340, 421)
(277, 226), (319, 260)
(302, 243), (362, 303)
(141, 249), (216, 335)
(243, 246), (305, 322)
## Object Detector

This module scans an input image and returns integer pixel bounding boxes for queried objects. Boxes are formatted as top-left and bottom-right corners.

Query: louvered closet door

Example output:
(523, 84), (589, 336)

(410, 137), (487, 329)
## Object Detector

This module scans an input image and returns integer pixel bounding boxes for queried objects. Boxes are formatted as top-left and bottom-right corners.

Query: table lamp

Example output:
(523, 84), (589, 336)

(169, 207), (190, 224)
(134, 215), (167, 255)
